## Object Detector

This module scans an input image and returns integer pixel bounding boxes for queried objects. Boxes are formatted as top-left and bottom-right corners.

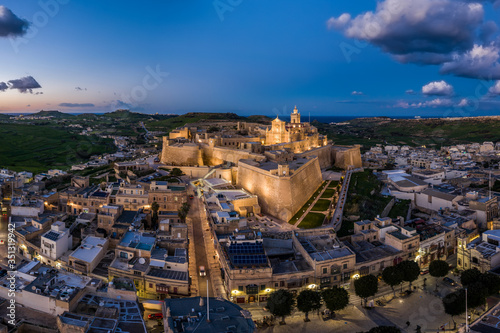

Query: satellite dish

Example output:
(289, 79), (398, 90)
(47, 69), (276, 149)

(138, 257), (146, 265)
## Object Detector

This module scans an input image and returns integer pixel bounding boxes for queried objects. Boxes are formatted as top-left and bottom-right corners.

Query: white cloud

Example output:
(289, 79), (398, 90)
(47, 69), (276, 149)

(488, 81), (500, 95)
(457, 98), (469, 107)
(395, 98), (453, 108)
(422, 80), (454, 96)
(327, 13), (351, 30)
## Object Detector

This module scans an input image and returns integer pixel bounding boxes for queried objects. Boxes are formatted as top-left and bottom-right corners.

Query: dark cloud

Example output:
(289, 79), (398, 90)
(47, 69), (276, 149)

(8, 76), (41, 93)
(108, 99), (146, 111)
(0, 6), (29, 38)
(59, 103), (95, 108)
(75, 87), (87, 91)
(327, 0), (500, 79)
(111, 100), (133, 110)
(440, 44), (500, 79)
(0, 82), (7, 91)
(328, 0), (484, 65)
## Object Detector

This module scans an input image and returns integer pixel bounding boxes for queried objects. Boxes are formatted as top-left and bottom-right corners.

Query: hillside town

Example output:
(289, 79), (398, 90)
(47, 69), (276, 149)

(0, 108), (499, 333)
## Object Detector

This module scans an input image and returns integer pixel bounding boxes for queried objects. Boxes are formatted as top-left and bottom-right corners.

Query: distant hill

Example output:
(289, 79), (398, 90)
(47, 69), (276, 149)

(101, 109), (153, 120)
(246, 115), (272, 123)
(32, 110), (74, 119)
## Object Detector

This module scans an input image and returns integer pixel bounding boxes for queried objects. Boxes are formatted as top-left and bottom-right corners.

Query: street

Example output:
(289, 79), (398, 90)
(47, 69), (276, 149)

(187, 191), (214, 297)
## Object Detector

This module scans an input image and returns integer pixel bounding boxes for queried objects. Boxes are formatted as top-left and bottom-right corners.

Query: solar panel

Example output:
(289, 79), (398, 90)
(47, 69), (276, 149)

(44, 231), (60, 241)
(228, 243), (264, 254)
(231, 254), (267, 266)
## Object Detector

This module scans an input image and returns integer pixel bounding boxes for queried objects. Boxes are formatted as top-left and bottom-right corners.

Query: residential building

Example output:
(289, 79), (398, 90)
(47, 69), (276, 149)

(68, 236), (109, 275)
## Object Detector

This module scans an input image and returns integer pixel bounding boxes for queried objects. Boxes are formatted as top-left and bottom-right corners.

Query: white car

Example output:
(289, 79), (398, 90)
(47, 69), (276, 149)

(199, 266), (206, 277)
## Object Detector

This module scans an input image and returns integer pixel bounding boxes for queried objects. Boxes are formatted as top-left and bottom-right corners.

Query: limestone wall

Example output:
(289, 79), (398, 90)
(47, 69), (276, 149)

(297, 145), (333, 169)
(333, 145), (362, 169)
(161, 139), (265, 167)
(201, 146), (265, 166)
(237, 158), (322, 221)
(161, 139), (203, 166)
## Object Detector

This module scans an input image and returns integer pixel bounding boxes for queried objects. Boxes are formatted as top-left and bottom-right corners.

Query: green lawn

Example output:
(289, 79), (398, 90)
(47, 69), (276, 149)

(328, 181), (339, 188)
(312, 199), (332, 212)
(0, 123), (115, 173)
(387, 199), (411, 219)
(288, 181), (327, 224)
(321, 189), (336, 198)
(298, 213), (326, 229)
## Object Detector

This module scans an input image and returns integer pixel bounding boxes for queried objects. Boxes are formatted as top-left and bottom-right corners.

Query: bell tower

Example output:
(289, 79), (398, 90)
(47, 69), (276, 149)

(291, 105), (300, 124)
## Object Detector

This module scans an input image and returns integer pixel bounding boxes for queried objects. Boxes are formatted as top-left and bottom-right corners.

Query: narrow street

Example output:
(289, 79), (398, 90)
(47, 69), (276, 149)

(187, 192), (214, 297)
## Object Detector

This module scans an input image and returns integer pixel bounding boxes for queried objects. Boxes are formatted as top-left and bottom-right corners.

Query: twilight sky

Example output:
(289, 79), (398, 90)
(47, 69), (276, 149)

(1, 0), (500, 117)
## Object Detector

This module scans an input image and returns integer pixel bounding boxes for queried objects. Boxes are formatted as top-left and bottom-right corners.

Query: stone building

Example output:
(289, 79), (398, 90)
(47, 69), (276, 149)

(148, 180), (188, 212)
(457, 230), (500, 273)
(217, 229), (356, 304)
(236, 156), (322, 221)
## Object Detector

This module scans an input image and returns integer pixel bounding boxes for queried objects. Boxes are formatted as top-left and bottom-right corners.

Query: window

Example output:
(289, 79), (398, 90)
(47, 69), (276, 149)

(320, 277), (331, 284)
(280, 281), (285, 287)
(260, 284), (266, 291)
(274, 282), (278, 288)
(322, 267), (327, 274)
(246, 285), (258, 294)
(343, 263), (348, 269)
(134, 271), (141, 276)
(238, 286), (243, 291)
(458, 259), (462, 265)
(149, 283), (153, 288)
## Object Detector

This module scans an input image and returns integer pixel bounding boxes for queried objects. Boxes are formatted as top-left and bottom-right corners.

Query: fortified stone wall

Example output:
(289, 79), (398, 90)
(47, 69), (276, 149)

(237, 158), (322, 221)
(161, 138), (202, 166)
(333, 145), (362, 169)
(297, 145), (333, 169)
(201, 146), (266, 166)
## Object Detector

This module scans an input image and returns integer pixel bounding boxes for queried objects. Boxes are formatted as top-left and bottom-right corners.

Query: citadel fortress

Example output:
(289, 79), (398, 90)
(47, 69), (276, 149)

(161, 107), (361, 221)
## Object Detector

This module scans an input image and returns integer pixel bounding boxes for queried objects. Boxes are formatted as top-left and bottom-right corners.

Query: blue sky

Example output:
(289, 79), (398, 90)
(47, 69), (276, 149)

(0, 0), (500, 116)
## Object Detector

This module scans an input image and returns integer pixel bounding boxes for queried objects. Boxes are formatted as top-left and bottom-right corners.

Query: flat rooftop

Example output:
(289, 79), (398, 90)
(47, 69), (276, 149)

(119, 231), (155, 251)
(70, 236), (107, 263)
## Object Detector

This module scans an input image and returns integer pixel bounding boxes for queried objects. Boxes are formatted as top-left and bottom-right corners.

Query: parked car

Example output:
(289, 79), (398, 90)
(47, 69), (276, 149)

(148, 313), (163, 320)
(420, 269), (429, 275)
(443, 277), (456, 286)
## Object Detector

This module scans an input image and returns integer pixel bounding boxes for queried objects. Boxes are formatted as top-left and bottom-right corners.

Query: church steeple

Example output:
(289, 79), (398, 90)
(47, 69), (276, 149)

(291, 105), (300, 124)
